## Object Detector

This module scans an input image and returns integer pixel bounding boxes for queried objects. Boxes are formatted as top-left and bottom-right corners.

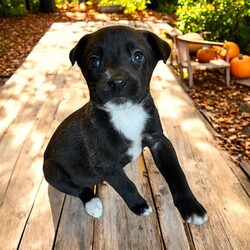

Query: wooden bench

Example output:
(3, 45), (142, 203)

(175, 36), (230, 88)
(0, 21), (249, 250)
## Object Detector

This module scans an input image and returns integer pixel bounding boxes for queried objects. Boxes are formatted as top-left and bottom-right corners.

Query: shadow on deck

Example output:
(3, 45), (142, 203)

(0, 21), (249, 250)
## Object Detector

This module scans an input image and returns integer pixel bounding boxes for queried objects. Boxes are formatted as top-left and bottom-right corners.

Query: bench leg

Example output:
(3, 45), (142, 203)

(187, 67), (193, 88)
(179, 65), (184, 81)
(226, 67), (230, 86)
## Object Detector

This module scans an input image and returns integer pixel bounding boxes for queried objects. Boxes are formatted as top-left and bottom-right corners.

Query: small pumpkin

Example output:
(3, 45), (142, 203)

(213, 45), (227, 60)
(217, 48), (227, 60)
(196, 47), (217, 62)
(180, 33), (204, 53)
(230, 54), (250, 78)
(223, 41), (240, 60)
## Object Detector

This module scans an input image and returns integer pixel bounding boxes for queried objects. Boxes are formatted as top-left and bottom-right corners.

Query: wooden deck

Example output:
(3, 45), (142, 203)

(0, 21), (249, 250)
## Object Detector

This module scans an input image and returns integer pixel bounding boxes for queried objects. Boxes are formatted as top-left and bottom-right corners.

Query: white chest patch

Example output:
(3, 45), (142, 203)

(106, 102), (148, 161)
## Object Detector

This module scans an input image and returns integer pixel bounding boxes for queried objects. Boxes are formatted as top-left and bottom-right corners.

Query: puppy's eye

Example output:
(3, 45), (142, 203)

(131, 51), (144, 63)
(88, 56), (100, 68)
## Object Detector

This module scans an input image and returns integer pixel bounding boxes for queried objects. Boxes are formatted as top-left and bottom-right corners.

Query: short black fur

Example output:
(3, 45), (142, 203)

(43, 26), (207, 224)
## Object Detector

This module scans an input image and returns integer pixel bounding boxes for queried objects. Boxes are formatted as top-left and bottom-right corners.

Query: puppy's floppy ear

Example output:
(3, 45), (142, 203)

(69, 35), (88, 66)
(140, 30), (171, 64)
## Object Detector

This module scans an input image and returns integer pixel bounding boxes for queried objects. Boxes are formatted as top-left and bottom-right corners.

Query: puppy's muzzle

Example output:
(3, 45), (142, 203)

(105, 74), (131, 107)
(108, 75), (127, 90)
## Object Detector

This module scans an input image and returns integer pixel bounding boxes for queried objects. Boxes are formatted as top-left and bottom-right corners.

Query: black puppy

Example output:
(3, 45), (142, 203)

(43, 26), (207, 225)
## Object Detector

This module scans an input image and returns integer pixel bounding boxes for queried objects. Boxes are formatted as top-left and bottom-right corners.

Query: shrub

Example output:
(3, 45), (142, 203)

(149, 0), (178, 14)
(0, 0), (76, 16)
(98, 0), (150, 14)
(0, 1), (28, 16)
(176, 0), (250, 54)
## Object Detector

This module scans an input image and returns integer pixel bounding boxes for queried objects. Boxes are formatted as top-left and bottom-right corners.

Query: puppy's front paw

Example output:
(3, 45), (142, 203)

(131, 202), (152, 216)
(84, 197), (103, 219)
(186, 212), (208, 225)
(175, 193), (208, 225)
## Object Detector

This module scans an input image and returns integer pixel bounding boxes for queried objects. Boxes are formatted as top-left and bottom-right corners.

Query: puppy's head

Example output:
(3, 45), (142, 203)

(70, 26), (171, 110)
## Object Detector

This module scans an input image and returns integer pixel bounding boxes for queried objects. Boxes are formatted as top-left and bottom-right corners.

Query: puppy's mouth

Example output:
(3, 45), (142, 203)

(104, 97), (134, 111)
(110, 97), (128, 105)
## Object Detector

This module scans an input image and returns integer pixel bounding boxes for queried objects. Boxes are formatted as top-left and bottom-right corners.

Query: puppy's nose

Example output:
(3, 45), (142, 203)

(108, 76), (126, 89)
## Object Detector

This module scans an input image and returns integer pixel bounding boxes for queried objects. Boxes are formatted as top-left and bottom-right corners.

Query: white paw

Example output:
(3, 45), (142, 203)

(141, 205), (153, 216)
(186, 213), (208, 225)
(85, 197), (103, 219)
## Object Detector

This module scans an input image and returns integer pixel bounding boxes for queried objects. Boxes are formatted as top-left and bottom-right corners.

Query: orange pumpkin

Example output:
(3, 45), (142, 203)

(230, 54), (250, 78)
(196, 48), (217, 62)
(223, 41), (240, 60)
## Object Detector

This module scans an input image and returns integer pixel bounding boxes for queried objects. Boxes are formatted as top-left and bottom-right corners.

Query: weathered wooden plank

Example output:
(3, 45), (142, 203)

(0, 87), (64, 249)
(93, 157), (163, 250)
(186, 134), (250, 250)
(16, 72), (88, 250)
(54, 196), (94, 250)
(0, 74), (54, 141)
(230, 159), (250, 196)
(17, 22), (84, 94)
(0, 23), (76, 207)
(163, 124), (235, 250)
(1, 21), (249, 250)
(151, 62), (250, 249)
(0, 52), (75, 248)
(14, 85), (65, 250)
(19, 181), (65, 250)
(239, 160), (250, 180)
(172, 90), (250, 250)
(0, 21), (72, 107)
(143, 148), (191, 250)
(0, 73), (65, 205)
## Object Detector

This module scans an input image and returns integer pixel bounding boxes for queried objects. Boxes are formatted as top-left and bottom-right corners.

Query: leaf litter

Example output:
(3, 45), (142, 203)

(188, 69), (250, 163)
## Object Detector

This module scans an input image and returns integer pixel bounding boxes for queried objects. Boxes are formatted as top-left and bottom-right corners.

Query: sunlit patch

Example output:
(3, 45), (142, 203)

(195, 141), (211, 152)
(181, 119), (204, 132)
(10, 122), (33, 149)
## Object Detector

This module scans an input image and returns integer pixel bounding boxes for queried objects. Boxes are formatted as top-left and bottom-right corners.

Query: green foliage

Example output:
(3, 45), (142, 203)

(29, 0), (39, 13)
(150, 0), (177, 14)
(0, 0), (41, 15)
(176, 0), (250, 54)
(98, 0), (150, 14)
(0, 0), (74, 16)
(0, 1), (27, 16)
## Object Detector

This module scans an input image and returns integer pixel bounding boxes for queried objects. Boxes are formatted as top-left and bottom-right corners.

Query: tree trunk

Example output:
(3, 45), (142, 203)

(39, 0), (56, 13)
(25, 0), (31, 11)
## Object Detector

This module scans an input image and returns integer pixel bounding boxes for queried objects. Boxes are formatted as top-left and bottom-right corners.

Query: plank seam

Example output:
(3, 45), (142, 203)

(17, 178), (44, 250)
(141, 152), (166, 250)
(52, 194), (67, 250)
(185, 224), (196, 250)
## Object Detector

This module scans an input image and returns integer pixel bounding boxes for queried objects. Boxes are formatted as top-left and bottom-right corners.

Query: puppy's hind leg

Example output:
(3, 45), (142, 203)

(80, 188), (103, 219)
(43, 159), (103, 218)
